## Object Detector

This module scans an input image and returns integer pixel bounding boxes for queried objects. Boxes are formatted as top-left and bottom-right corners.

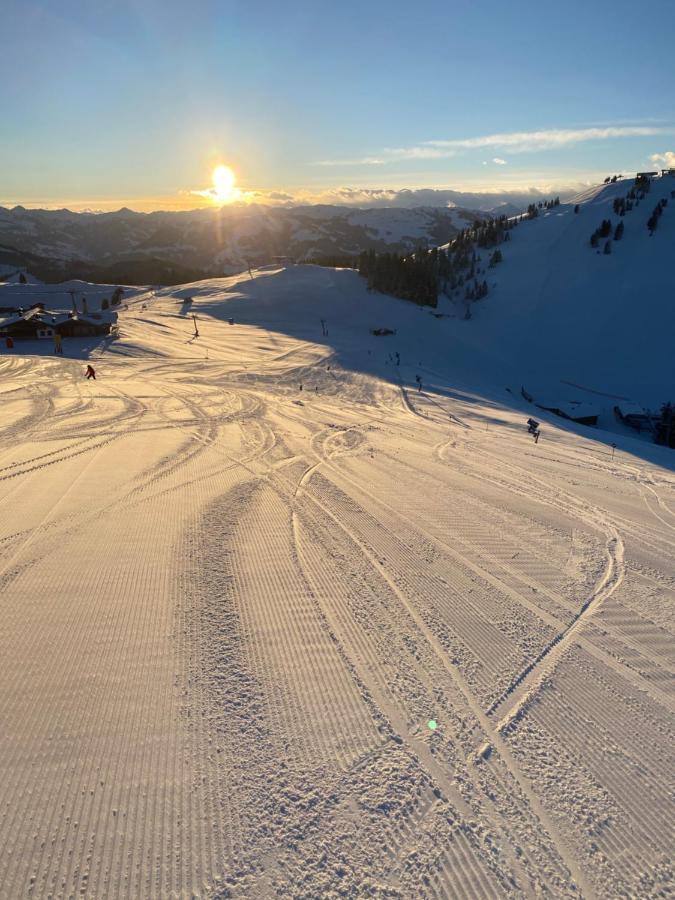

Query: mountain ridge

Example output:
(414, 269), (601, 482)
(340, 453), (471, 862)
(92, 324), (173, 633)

(0, 203), (489, 284)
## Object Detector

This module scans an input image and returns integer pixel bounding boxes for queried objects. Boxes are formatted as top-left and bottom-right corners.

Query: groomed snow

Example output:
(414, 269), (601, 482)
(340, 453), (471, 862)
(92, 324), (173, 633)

(0, 207), (673, 897)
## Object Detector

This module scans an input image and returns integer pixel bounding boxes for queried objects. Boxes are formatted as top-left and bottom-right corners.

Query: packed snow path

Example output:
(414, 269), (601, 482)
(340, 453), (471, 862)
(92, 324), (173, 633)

(0, 272), (673, 898)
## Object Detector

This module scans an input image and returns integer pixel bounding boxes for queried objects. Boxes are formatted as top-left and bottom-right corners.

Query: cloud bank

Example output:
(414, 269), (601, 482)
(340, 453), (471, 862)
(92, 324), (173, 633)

(229, 185), (583, 212)
(650, 150), (675, 167)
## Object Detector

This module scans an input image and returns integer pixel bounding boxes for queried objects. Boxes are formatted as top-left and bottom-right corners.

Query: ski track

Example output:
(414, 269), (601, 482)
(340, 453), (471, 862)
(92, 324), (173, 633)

(0, 336), (672, 899)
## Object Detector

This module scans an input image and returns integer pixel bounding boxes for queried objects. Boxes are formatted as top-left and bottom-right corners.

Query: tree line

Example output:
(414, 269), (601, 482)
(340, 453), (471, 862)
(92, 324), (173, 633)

(309, 196), (565, 313)
(587, 173), (673, 253)
(356, 210), (523, 311)
(656, 403), (675, 449)
(357, 248), (440, 307)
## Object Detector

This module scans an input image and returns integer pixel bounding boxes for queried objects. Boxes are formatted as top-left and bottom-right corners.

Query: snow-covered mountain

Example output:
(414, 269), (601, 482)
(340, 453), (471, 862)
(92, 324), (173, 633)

(441, 174), (675, 405)
(3, 176), (671, 414)
(95, 173), (671, 421)
(0, 203), (481, 283)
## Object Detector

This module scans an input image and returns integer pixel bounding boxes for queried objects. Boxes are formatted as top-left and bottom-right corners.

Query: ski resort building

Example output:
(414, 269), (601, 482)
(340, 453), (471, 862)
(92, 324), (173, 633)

(614, 402), (659, 432)
(535, 400), (600, 426)
(0, 308), (117, 340)
(0, 307), (45, 339)
(55, 313), (117, 337)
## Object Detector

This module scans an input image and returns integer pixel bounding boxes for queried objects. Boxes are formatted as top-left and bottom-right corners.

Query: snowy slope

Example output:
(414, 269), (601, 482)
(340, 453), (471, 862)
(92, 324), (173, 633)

(444, 176), (675, 407)
(0, 246), (673, 898)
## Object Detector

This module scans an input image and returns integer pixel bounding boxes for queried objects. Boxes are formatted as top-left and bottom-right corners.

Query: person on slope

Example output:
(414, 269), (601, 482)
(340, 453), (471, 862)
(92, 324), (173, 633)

(85, 365), (96, 380)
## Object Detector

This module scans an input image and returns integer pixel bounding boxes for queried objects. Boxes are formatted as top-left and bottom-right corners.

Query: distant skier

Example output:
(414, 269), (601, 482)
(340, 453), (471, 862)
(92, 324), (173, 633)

(85, 365), (96, 380)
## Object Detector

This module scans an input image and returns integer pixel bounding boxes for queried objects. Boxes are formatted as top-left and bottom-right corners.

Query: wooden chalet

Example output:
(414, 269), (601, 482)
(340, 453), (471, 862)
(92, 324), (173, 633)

(1, 309), (117, 340)
(0, 308), (44, 339)
(54, 313), (116, 337)
(535, 400), (599, 426)
(614, 402), (659, 433)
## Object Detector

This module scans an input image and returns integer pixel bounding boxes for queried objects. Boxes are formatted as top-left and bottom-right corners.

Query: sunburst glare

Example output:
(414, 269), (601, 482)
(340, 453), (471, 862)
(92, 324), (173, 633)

(211, 164), (237, 204)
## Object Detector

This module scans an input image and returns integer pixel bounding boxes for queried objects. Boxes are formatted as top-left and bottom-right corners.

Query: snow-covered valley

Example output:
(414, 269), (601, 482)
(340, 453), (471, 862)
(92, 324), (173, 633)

(0, 181), (674, 899)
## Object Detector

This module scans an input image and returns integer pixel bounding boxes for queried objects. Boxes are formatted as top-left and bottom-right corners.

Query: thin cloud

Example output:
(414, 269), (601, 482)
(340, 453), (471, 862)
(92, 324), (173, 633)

(315, 156), (386, 167)
(425, 125), (664, 152)
(493, 157), (507, 165)
(317, 125), (669, 166)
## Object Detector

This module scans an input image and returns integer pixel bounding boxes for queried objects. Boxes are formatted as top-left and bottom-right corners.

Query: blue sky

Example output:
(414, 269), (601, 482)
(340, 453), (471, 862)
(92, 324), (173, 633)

(1, 0), (674, 209)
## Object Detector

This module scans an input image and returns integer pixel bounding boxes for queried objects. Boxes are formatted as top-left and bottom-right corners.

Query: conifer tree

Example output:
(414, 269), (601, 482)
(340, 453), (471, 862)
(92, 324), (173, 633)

(656, 402), (675, 448)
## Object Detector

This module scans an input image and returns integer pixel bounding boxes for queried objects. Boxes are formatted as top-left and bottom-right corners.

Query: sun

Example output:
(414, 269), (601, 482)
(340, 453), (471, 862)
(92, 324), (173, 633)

(211, 164), (237, 204)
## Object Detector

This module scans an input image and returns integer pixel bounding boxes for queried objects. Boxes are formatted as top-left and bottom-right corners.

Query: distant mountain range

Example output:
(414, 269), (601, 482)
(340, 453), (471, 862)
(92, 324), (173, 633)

(0, 203), (495, 285)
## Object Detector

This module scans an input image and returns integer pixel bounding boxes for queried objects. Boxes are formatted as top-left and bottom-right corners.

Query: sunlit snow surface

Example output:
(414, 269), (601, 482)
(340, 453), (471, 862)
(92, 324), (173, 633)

(0, 182), (673, 898)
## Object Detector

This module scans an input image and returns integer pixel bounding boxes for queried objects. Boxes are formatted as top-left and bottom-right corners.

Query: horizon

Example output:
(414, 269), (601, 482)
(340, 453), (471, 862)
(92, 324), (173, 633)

(2, 1), (674, 212)
(1, 182), (585, 215)
(0, 164), (668, 215)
